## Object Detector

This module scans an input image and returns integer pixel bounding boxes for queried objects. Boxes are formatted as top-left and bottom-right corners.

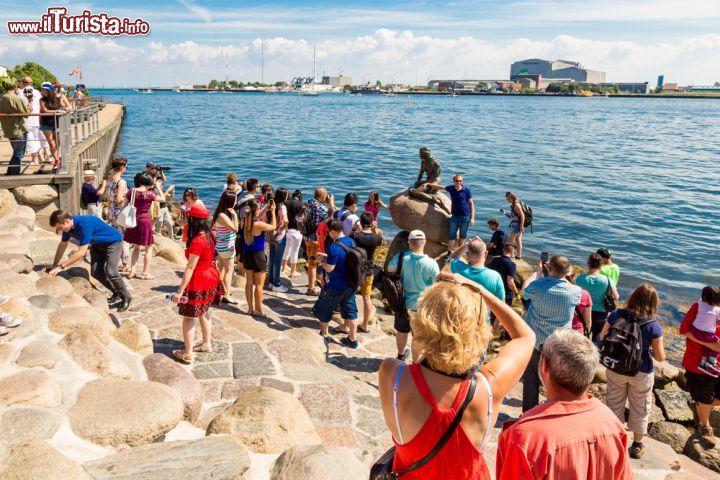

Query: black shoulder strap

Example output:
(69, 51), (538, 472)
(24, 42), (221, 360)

(394, 375), (477, 477)
(397, 250), (405, 277)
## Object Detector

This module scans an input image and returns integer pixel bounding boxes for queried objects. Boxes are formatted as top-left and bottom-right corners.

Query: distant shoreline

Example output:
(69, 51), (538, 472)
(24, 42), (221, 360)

(98, 88), (720, 99)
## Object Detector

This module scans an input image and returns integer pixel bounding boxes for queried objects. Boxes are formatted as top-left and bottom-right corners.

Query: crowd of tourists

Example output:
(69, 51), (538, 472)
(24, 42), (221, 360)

(7, 158), (716, 478)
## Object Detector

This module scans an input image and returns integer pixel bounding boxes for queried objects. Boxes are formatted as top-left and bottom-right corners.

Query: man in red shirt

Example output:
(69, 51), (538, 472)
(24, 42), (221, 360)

(680, 301), (720, 446)
(496, 329), (632, 479)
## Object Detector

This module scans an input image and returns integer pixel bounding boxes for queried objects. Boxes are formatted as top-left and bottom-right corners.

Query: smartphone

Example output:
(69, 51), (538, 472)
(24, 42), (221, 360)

(540, 251), (549, 263)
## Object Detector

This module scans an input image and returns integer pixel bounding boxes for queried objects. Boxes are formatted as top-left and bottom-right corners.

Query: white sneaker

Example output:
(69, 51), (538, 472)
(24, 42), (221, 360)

(271, 285), (289, 293)
(0, 312), (21, 328)
(0, 295), (9, 306)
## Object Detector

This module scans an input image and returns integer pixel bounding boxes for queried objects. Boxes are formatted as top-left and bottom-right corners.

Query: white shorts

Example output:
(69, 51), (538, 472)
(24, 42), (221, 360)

(25, 126), (42, 155)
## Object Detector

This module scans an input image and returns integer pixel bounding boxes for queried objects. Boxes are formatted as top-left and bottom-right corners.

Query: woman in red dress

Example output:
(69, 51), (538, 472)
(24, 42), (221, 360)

(172, 204), (221, 364)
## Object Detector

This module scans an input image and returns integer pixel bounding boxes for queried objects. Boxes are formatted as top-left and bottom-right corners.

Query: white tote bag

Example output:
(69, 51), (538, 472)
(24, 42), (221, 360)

(116, 188), (137, 229)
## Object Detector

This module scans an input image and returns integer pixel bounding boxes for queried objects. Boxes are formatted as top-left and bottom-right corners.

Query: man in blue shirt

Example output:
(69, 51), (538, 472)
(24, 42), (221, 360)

(520, 254), (582, 412)
(423, 174), (474, 253)
(312, 218), (359, 349)
(46, 210), (131, 311)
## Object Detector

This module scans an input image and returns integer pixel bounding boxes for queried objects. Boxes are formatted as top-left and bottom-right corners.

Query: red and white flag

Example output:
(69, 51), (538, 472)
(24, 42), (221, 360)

(68, 66), (80, 76)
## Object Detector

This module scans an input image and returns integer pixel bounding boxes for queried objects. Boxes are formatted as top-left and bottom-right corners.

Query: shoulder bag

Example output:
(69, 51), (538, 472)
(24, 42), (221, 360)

(116, 188), (137, 229)
(369, 372), (477, 479)
(603, 276), (616, 312)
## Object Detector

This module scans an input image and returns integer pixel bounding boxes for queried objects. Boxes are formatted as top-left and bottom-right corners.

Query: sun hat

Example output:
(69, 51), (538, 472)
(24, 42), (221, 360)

(0, 77), (16, 89)
(408, 230), (426, 241)
(83, 170), (96, 176)
(187, 204), (210, 219)
(41, 82), (56, 91)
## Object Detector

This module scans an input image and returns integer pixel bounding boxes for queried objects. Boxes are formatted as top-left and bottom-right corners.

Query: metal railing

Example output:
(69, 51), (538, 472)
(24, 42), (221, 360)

(0, 102), (102, 175)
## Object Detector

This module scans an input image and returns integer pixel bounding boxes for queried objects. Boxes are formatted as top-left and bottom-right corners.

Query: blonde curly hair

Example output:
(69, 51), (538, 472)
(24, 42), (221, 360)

(411, 281), (492, 375)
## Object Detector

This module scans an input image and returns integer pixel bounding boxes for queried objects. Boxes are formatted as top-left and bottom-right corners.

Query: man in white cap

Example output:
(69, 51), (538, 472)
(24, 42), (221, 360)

(387, 229), (439, 362)
(81, 170), (106, 219)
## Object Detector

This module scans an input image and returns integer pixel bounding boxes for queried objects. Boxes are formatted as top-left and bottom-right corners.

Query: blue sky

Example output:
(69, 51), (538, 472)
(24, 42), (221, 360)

(1, 0), (719, 86)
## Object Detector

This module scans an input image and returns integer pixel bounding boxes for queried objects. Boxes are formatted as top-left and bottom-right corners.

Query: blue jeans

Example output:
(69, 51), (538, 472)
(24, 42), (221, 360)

(312, 287), (358, 323)
(7, 133), (27, 176)
(268, 236), (287, 287)
(449, 214), (470, 240)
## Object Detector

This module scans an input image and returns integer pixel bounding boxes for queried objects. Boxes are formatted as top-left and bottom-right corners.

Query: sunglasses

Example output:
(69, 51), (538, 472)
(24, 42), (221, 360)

(454, 180), (463, 183)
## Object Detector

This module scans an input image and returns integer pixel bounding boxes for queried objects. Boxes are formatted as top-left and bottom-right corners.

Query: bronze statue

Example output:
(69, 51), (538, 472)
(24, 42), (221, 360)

(409, 147), (450, 213)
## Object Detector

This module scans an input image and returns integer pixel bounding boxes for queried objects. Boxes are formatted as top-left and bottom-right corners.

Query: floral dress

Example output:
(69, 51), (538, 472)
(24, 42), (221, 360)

(106, 177), (127, 228)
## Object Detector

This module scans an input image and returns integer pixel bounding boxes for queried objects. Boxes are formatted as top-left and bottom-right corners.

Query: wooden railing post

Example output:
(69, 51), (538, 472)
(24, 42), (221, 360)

(57, 113), (72, 174)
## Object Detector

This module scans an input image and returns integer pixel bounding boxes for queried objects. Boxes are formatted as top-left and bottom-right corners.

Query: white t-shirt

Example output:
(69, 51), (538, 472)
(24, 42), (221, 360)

(17, 88), (41, 127)
(694, 300), (720, 333)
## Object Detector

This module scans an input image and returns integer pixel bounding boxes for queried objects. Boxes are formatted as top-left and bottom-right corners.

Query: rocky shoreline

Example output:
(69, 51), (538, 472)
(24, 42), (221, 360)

(0, 187), (719, 479)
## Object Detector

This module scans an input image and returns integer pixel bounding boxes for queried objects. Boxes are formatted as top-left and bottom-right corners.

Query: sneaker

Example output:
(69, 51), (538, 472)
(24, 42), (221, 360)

(697, 363), (719, 378)
(707, 359), (720, 375)
(271, 284), (288, 293)
(322, 334), (331, 353)
(396, 347), (411, 362)
(0, 326), (7, 337)
(0, 312), (21, 328)
(340, 336), (359, 349)
(700, 425), (717, 448)
(0, 295), (9, 306)
(629, 441), (645, 459)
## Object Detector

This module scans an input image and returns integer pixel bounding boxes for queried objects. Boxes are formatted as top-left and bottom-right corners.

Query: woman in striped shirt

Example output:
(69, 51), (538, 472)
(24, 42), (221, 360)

(212, 191), (239, 304)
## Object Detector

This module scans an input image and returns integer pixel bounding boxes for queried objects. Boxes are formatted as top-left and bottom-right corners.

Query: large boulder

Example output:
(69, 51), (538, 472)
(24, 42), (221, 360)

(59, 326), (133, 379)
(114, 320), (154, 356)
(207, 386), (321, 453)
(143, 353), (203, 422)
(0, 188), (17, 219)
(0, 271), (36, 298)
(0, 343), (18, 370)
(271, 445), (367, 480)
(27, 294), (62, 310)
(389, 189), (451, 244)
(0, 441), (91, 480)
(384, 231), (445, 273)
(648, 421), (691, 454)
(0, 233), (30, 256)
(29, 238), (62, 266)
(82, 434), (250, 480)
(655, 389), (694, 423)
(0, 297), (32, 321)
(0, 408), (61, 445)
(153, 234), (187, 266)
(48, 305), (115, 343)
(35, 276), (74, 297)
(69, 378), (183, 446)
(684, 434), (720, 473)
(0, 253), (33, 274)
(0, 369), (62, 408)
(12, 204), (36, 224)
(16, 340), (63, 369)
(12, 185), (58, 206)
(654, 360), (681, 389)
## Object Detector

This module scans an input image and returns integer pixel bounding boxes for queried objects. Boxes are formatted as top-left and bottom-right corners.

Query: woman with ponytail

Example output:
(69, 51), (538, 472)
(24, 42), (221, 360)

(241, 200), (276, 316)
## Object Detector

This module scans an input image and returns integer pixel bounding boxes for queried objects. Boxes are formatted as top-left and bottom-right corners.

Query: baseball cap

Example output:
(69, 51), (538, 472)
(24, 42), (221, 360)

(146, 162), (156, 168)
(596, 248), (612, 258)
(82, 170), (96, 176)
(41, 82), (56, 91)
(187, 204), (210, 219)
(408, 230), (426, 241)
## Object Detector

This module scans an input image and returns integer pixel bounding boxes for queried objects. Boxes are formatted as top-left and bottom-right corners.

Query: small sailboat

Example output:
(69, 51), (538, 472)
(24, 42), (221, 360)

(384, 92), (396, 97)
(301, 45), (320, 96)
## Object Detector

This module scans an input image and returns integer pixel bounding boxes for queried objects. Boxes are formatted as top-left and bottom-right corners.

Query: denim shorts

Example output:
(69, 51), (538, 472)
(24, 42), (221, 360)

(312, 287), (358, 323)
(510, 222), (521, 234)
(39, 125), (55, 132)
(449, 214), (470, 240)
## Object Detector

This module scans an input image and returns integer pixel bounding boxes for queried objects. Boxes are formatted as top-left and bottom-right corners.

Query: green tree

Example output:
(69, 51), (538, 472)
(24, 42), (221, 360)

(229, 80), (239, 88)
(9, 61), (57, 85)
(208, 79), (220, 89)
(546, 83), (562, 93)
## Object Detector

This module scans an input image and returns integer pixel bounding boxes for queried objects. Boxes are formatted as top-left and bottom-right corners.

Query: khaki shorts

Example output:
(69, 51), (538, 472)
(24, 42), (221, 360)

(360, 274), (374, 297)
(217, 250), (235, 260)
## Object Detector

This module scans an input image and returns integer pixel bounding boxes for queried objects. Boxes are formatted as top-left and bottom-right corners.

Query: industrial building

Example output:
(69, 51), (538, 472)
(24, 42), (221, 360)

(599, 82), (650, 94)
(510, 59), (606, 84)
(321, 75), (352, 87)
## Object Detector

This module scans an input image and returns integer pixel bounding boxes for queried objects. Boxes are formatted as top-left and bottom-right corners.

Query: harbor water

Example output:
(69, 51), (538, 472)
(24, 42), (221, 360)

(101, 89), (720, 323)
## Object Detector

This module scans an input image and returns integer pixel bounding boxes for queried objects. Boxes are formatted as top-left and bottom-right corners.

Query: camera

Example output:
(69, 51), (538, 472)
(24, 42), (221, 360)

(155, 165), (171, 172)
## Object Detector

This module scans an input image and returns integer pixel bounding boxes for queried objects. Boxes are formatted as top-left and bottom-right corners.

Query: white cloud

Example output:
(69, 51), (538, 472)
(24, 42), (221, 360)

(1, 30), (719, 86)
(176, 0), (212, 23)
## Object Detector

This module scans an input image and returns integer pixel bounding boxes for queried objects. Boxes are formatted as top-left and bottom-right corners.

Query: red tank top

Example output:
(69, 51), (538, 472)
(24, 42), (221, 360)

(392, 364), (491, 479)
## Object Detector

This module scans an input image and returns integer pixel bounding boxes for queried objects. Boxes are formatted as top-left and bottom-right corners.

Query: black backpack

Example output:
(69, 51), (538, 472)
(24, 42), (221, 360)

(296, 205), (315, 237)
(382, 250), (407, 314)
(599, 309), (654, 376)
(334, 239), (369, 289)
(520, 202), (533, 232)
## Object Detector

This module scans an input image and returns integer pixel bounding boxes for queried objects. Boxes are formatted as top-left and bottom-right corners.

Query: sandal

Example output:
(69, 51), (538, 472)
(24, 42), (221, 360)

(357, 325), (370, 334)
(251, 311), (268, 319)
(306, 288), (320, 296)
(331, 325), (350, 335)
(173, 350), (193, 364)
(124, 272), (136, 279)
(139, 274), (155, 280)
(192, 344), (213, 353)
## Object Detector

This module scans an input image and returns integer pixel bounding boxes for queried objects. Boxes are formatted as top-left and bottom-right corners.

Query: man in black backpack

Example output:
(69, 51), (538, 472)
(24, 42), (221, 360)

(312, 219), (360, 349)
(352, 211), (383, 333)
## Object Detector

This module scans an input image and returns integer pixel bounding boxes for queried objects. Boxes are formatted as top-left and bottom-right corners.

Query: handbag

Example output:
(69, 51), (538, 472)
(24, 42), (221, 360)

(369, 372), (477, 479)
(603, 276), (616, 312)
(117, 188), (137, 229)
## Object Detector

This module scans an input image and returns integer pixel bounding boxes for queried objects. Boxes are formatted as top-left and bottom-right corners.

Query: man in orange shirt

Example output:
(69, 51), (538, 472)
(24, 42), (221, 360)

(496, 329), (632, 479)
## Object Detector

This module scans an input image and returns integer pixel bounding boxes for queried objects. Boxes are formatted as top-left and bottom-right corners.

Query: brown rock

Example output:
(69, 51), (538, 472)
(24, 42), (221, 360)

(143, 353), (203, 422)
(12, 204), (36, 224)
(153, 235), (187, 266)
(649, 421), (692, 453)
(0, 254), (33, 274)
(388, 189), (451, 244)
(58, 293), (91, 308)
(16, 340), (62, 369)
(67, 275), (95, 297)
(271, 445), (366, 480)
(0, 441), (91, 480)
(114, 320), (154, 356)
(0, 343), (18, 370)
(0, 188), (17, 219)
(683, 433), (720, 473)
(207, 386), (321, 453)
(12, 185), (58, 206)
(69, 378), (183, 446)
(0, 369), (62, 408)
(35, 276), (74, 297)
(0, 408), (61, 445)
(59, 326), (133, 379)
(0, 271), (36, 298)
(0, 297), (32, 320)
(48, 305), (115, 343)
(83, 291), (110, 312)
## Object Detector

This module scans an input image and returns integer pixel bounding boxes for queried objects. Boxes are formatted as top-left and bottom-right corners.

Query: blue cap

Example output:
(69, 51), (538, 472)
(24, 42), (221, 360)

(41, 82), (56, 91)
